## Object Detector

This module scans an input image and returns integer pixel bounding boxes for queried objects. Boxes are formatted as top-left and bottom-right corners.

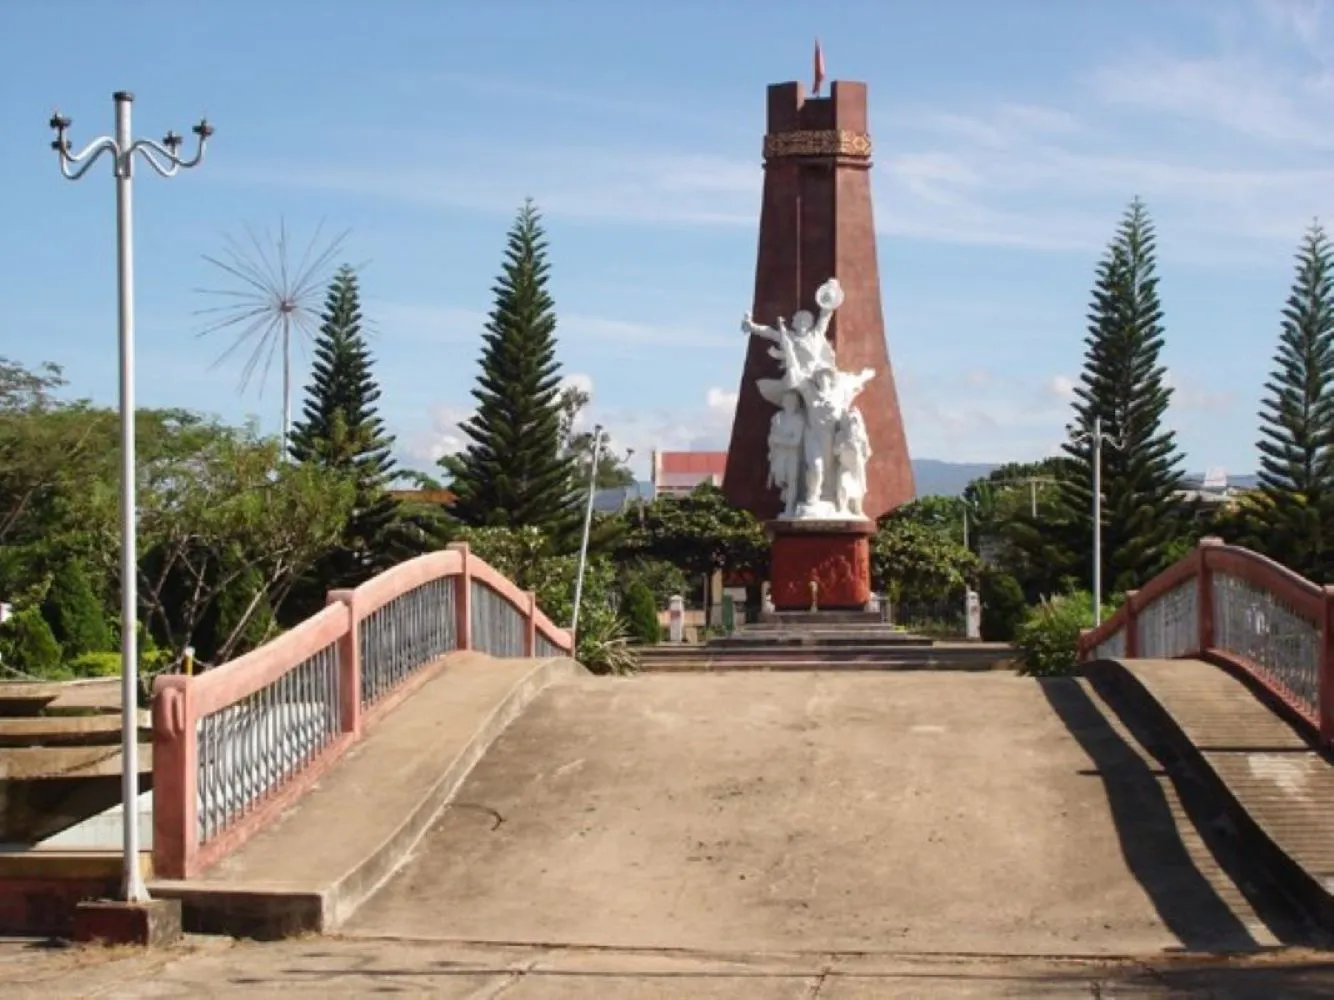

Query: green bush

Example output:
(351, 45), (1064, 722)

(41, 559), (114, 658)
(619, 558), (689, 609)
(0, 607), (65, 678)
(68, 651), (123, 678)
(1013, 590), (1115, 676)
(575, 612), (637, 676)
(979, 570), (1027, 642)
(622, 581), (659, 645)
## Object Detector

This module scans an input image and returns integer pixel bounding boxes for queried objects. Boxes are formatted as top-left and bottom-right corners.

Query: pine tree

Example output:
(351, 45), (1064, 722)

(1253, 222), (1334, 579)
(289, 265), (403, 588)
(1039, 199), (1187, 596)
(445, 200), (580, 548)
(41, 559), (113, 658)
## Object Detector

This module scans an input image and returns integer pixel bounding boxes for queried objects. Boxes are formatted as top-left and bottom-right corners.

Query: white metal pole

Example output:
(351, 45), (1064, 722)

(570, 427), (603, 646)
(50, 92), (210, 905)
(1092, 417), (1103, 628)
(281, 321), (291, 460)
(113, 91), (148, 903)
(1030, 479), (1038, 519)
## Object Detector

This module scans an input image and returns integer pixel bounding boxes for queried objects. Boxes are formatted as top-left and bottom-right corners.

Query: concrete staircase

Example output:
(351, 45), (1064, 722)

(0, 679), (150, 846)
(638, 611), (1013, 672)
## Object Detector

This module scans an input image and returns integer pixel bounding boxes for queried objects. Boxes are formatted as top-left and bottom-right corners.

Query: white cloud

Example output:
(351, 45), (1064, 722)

(405, 404), (473, 464)
(897, 369), (1076, 464)
(372, 303), (486, 345)
(214, 147), (759, 230)
(218, 16), (1334, 262)
(1163, 367), (1237, 413)
(1046, 375), (1077, 401)
(371, 302), (735, 354)
(400, 382), (738, 479)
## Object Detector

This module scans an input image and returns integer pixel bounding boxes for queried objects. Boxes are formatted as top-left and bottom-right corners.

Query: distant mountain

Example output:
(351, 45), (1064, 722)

(912, 461), (1260, 498)
(911, 459), (999, 497)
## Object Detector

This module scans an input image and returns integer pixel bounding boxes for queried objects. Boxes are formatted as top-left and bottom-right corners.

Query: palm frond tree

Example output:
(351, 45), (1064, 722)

(195, 219), (349, 457)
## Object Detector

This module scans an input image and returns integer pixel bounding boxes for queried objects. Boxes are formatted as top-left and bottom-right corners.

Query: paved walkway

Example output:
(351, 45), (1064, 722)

(7, 935), (1334, 998)
(340, 672), (1310, 956)
(10, 667), (1333, 995)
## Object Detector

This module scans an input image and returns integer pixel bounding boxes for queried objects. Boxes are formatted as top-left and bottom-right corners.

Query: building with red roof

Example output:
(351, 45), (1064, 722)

(651, 450), (728, 499)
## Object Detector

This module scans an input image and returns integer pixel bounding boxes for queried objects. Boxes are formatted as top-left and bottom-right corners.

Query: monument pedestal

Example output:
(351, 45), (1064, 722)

(768, 519), (874, 611)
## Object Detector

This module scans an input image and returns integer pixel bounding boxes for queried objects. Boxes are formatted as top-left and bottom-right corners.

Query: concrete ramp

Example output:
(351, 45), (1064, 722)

(345, 672), (1315, 956)
(149, 652), (584, 936)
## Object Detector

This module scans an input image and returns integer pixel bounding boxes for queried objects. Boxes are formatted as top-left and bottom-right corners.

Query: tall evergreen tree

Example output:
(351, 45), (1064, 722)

(444, 200), (580, 548)
(1253, 222), (1334, 579)
(1014, 198), (1186, 596)
(289, 265), (403, 588)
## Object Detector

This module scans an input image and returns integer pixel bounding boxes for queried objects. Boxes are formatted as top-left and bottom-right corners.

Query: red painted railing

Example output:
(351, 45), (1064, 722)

(1077, 537), (1334, 742)
(151, 541), (571, 879)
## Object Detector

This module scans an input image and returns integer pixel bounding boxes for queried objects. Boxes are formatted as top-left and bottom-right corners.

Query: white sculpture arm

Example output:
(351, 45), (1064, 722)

(742, 313), (782, 343)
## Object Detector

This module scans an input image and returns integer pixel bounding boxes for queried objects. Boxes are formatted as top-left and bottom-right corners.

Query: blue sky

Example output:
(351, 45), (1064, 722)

(2, 0), (1331, 481)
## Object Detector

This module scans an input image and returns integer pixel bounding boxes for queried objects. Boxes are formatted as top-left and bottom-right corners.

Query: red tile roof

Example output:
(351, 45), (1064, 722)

(659, 451), (728, 476)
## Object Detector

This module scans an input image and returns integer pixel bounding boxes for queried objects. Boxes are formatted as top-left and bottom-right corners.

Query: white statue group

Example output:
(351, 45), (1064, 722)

(744, 278), (875, 521)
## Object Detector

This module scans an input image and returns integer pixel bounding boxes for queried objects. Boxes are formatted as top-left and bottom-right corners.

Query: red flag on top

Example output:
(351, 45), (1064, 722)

(812, 38), (826, 96)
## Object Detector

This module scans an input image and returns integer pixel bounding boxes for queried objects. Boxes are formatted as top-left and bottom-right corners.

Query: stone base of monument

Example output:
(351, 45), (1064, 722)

(767, 518), (875, 611)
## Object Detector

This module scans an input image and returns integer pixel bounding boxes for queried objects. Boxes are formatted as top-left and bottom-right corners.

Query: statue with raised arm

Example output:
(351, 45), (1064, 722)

(744, 276), (875, 521)
(741, 278), (841, 393)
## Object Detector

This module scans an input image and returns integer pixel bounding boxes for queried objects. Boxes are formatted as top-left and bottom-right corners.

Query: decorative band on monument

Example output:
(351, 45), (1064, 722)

(762, 130), (872, 160)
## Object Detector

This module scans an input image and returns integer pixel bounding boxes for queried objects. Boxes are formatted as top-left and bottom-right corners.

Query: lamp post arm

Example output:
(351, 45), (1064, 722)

(128, 129), (210, 177)
(55, 136), (118, 180)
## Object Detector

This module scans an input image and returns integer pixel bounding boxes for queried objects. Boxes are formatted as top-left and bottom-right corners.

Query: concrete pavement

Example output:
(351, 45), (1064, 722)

(8, 936), (1334, 997)
(345, 672), (1313, 955)
(10, 669), (1331, 995)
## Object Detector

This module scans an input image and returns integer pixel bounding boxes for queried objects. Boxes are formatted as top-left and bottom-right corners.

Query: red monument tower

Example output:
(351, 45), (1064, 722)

(723, 76), (914, 610)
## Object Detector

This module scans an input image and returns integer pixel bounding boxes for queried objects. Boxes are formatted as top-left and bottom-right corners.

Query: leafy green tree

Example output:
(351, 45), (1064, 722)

(41, 558), (113, 657)
(962, 461), (1065, 599)
(137, 422), (356, 660)
(559, 385), (636, 489)
(617, 557), (689, 609)
(289, 265), (410, 590)
(1012, 198), (1186, 597)
(622, 580), (660, 645)
(622, 484), (768, 607)
(978, 570), (1027, 642)
(444, 201), (580, 548)
(0, 606), (63, 678)
(892, 496), (967, 537)
(1251, 223), (1334, 580)
(871, 515), (980, 604)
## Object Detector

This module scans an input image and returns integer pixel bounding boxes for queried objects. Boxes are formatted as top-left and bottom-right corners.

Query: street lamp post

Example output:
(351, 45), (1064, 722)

(1073, 416), (1122, 627)
(570, 425), (605, 647)
(49, 92), (212, 902)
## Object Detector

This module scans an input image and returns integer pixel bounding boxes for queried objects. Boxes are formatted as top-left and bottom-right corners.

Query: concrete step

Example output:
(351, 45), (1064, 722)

(639, 657), (1012, 673)
(0, 678), (124, 718)
(643, 646), (950, 661)
(637, 644), (1014, 672)
(758, 610), (884, 625)
(709, 633), (935, 649)
(0, 711), (150, 747)
(0, 742), (152, 780)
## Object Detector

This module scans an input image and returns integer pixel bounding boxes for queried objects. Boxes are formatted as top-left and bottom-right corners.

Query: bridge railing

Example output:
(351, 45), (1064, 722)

(1077, 536), (1334, 740)
(151, 541), (572, 879)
